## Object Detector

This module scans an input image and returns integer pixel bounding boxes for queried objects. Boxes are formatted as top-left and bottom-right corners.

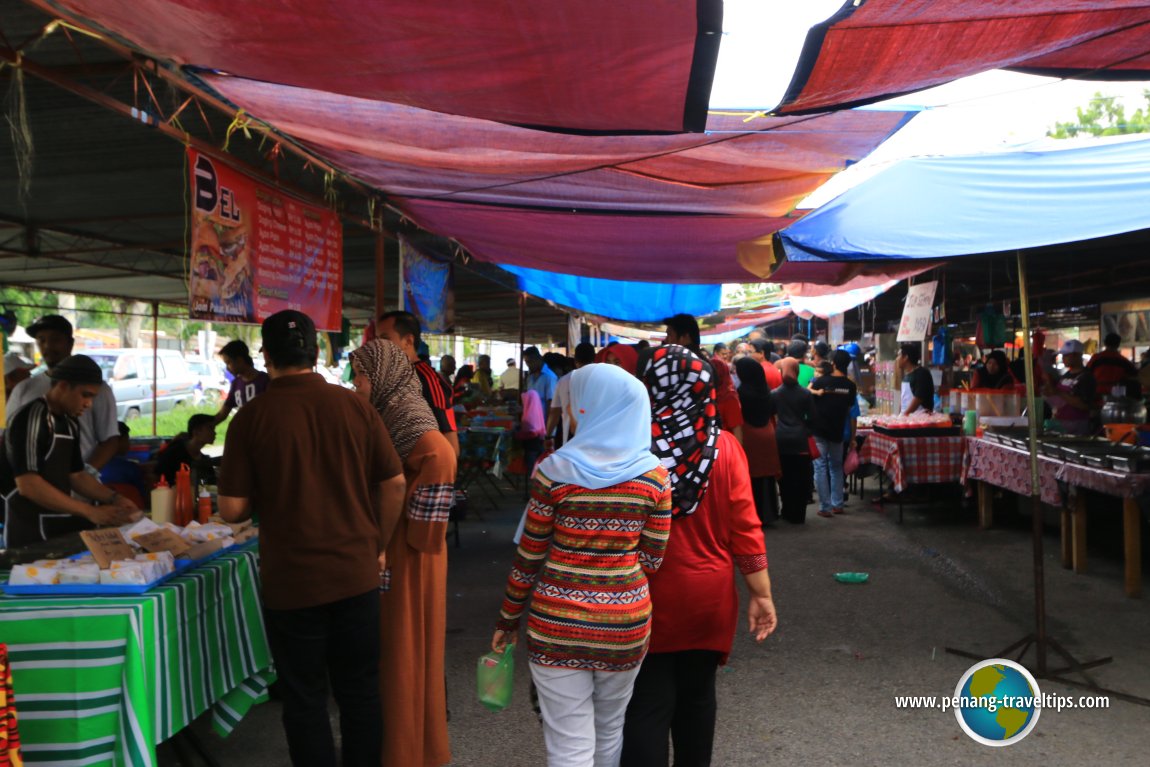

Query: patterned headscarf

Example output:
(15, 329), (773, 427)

(642, 344), (719, 518)
(350, 339), (439, 460)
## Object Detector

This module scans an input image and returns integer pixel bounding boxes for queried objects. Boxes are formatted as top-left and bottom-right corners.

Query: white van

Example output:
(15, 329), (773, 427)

(85, 349), (199, 419)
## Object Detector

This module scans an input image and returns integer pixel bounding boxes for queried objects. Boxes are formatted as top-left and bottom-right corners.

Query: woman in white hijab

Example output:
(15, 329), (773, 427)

(493, 363), (672, 767)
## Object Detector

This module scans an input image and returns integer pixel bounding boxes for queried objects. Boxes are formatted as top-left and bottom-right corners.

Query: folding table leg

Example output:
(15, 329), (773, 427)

(1123, 498), (1142, 599)
(1072, 493), (1088, 575)
(977, 481), (993, 529)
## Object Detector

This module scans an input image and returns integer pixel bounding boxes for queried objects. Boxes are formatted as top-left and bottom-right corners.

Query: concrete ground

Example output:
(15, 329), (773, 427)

(162, 479), (1150, 767)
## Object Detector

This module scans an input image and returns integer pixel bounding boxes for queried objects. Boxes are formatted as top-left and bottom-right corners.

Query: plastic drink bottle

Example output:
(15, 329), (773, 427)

(151, 476), (174, 524)
(197, 484), (212, 524)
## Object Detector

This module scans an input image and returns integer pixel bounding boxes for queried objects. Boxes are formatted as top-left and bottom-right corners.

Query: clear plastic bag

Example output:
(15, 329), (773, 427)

(476, 645), (515, 712)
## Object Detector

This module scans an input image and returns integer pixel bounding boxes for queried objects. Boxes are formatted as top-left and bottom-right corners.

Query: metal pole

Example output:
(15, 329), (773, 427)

(374, 229), (386, 327)
(1017, 251), (1047, 674)
(151, 301), (159, 437)
(518, 292), (527, 392)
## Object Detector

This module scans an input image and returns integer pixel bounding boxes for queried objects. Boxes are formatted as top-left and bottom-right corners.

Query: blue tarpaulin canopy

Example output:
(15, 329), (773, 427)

(775, 136), (1150, 266)
(500, 265), (722, 322)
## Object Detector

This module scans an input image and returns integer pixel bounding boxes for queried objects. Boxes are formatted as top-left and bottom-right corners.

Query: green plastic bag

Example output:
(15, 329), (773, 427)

(477, 645), (515, 712)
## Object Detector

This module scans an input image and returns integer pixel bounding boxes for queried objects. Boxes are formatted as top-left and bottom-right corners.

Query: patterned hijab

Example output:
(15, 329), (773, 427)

(642, 344), (720, 518)
(350, 339), (439, 460)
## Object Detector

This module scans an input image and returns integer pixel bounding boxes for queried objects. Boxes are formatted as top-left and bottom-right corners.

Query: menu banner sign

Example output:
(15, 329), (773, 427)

(897, 280), (938, 343)
(187, 148), (343, 330)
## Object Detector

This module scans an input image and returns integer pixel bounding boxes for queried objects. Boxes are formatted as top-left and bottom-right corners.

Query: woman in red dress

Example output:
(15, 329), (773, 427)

(734, 357), (782, 526)
(622, 345), (779, 767)
(710, 356), (744, 443)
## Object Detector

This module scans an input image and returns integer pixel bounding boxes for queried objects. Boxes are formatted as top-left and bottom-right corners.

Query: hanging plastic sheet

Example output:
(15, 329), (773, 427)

(202, 75), (913, 217)
(43, 0), (724, 132)
(776, 0), (1150, 115)
(500, 265), (720, 323)
(401, 235), (454, 333)
(775, 136), (1150, 266)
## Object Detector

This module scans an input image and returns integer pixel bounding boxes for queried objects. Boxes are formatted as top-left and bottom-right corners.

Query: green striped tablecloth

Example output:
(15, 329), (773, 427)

(0, 546), (275, 766)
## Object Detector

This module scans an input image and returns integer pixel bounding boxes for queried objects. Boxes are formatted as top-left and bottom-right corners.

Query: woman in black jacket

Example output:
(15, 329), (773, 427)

(771, 358), (813, 524)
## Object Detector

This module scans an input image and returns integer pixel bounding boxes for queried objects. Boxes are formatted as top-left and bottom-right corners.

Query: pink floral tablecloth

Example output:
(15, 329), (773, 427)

(964, 437), (1150, 502)
(962, 438), (1063, 506)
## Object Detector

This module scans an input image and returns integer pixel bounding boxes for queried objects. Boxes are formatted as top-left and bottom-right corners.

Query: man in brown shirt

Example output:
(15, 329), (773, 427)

(219, 310), (405, 767)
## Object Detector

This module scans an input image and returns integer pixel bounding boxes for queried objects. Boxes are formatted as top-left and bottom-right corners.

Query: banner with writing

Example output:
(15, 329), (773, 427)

(187, 148), (343, 330)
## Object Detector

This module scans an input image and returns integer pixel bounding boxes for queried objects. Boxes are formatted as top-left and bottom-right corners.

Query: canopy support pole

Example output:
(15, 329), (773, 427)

(374, 229), (386, 323)
(518, 292), (526, 393)
(151, 301), (159, 437)
(947, 252), (1149, 707)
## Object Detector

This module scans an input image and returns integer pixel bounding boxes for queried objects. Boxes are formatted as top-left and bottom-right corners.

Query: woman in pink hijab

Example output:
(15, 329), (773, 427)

(517, 390), (547, 495)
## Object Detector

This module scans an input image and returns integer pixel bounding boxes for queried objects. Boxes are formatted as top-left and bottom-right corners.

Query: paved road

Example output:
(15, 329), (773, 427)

(166, 483), (1150, 766)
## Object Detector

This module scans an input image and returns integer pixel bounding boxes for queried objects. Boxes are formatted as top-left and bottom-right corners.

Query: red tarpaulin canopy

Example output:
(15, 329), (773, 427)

(40, 0), (723, 132)
(776, 0), (1150, 115)
(203, 75), (913, 217)
(395, 199), (794, 284)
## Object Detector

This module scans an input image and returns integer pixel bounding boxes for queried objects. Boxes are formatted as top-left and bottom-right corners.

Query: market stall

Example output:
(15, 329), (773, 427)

(856, 414), (966, 521)
(0, 544), (273, 765)
(965, 435), (1147, 598)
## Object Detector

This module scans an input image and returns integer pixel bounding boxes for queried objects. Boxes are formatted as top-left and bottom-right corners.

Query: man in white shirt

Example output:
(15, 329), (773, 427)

(6, 315), (119, 471)
(545, 343), (596, 451)
(498, 358), (520, 394)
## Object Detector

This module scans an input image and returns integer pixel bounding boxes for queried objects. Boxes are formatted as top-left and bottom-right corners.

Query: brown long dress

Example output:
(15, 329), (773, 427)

(380, 430), (456, 767)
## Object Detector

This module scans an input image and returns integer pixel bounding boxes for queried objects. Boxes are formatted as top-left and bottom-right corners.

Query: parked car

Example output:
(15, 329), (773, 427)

(86, 349), (199, 419)
(185, 356), (230, 406)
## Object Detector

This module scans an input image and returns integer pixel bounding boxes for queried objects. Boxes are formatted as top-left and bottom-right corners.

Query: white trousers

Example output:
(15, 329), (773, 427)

(530, 662), (642, 767)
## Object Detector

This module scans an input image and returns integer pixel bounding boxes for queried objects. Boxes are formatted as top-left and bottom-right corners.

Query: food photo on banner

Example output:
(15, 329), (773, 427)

(187, 148), (344, 330)
(400, 235), (454, 334)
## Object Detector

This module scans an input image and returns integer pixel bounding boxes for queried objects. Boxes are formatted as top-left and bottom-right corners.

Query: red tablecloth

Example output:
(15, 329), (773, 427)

(860, 432), (967, 493)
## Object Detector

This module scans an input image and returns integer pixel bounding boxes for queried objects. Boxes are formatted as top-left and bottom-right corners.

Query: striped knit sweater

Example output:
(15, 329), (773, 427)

(497, 466), (673, 671)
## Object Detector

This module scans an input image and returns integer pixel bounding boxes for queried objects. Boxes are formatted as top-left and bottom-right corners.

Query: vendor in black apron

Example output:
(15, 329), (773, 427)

(1, 354), (141, 548)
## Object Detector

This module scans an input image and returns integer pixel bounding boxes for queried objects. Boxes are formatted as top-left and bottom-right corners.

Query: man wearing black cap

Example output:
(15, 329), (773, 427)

(6, 315), (120, 472)
(1, 354), (141, 548)
(218, 310), (406, 767)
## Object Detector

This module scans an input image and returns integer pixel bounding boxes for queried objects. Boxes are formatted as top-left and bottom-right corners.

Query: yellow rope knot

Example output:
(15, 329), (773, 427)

(223, 110), (253, 152)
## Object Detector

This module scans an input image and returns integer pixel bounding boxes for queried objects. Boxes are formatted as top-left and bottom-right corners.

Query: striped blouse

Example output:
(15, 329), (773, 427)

(497, 466), (673, 671)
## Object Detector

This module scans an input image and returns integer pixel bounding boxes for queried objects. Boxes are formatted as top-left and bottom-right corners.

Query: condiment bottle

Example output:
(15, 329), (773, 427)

(197, 483), (212, 524)
(150, 476), (174, 524)
(174, 463), (193, 526)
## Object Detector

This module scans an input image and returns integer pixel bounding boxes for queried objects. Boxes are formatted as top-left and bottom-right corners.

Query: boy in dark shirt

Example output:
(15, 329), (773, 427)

(154, 414), (217, 486)
(810, 351), (858, 517)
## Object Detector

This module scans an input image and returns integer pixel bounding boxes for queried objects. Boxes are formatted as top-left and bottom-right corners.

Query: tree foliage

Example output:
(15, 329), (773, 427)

(1048, 90), (1150, 138)
(0, 286), (217, 348)
(721, 282), (786, 310)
